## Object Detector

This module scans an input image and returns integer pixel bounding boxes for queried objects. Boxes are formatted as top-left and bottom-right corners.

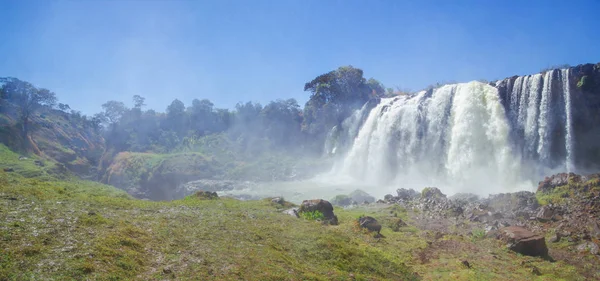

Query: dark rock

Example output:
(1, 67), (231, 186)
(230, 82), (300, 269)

(192, 191), (219, 200)
(358, 216), (382, 234)
(163, 266), (173, 274)
(461, 260), (471, 269)
(299, 199), (338, 225)
(34, 160), (45, 167)
(496, 226), (548, 257)
(2, 168), (14, 172)
(349, 189), (375, 204)
(577, 241), (599, 255)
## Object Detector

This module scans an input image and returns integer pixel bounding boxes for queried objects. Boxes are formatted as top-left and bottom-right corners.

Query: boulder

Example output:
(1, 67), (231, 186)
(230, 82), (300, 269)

(421, 187), (446, 199)
(299, 199), (338, 225)
(577, 241), (599, 255)
(358, 216), (382, 234)
(496, 226), (548, 257)
(282, 208), (299, 218)
(271, 197), (285, 205)
(536, 206), (555, 222)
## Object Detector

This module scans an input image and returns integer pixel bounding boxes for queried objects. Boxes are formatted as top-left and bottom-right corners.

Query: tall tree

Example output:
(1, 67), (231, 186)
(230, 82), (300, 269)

(101, 101), (127, 125)
(0, 78), (57, 140)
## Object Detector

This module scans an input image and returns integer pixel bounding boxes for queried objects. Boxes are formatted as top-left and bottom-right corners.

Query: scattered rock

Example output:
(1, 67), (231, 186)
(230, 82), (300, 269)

(192, 191), (219, 200)
(2, 168), (14, 172)
(282, 208), (299, 218)
(496, 226), (548, 257)
(537, 173), (580, 193)
(163, 266), (173, 274)
(577, 241), (599, 255)
(358, 216), (382, 234)
(299, 199), (338, 225)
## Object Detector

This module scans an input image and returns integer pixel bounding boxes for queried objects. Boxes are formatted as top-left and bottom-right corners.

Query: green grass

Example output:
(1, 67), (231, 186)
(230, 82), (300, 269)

(0, 144), (594, 280)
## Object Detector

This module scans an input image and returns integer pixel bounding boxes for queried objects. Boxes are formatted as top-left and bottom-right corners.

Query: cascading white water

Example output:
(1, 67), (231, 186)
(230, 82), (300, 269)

(331, 68), (577, 196)
(537, 70), (554, 163)
(562, 69), (574, 172)
(336, 82), (523, 195)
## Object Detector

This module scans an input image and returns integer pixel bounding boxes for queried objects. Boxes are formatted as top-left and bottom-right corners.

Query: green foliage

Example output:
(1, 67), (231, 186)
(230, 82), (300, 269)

(299, 210), (325, 221)
(577, 75), (588, 89)
(471, 228), (486, 241)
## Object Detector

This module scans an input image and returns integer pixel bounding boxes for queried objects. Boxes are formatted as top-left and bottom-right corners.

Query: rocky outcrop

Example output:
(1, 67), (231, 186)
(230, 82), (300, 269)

(496, 226), (548, 257)
(299, 199), (338, 225)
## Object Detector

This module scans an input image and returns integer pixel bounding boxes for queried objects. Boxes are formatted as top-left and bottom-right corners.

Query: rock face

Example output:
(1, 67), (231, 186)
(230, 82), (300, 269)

(299, 199), (338, 225)
(497, 226), (548, 257)
(358, 216), (382, 233)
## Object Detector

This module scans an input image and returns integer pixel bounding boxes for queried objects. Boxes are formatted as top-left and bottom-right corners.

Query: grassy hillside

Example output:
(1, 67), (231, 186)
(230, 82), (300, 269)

(0, 142), (590, 280)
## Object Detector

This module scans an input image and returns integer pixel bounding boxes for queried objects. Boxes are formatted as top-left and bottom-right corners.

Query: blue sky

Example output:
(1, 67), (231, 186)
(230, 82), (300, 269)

(1, 0), (599, 114)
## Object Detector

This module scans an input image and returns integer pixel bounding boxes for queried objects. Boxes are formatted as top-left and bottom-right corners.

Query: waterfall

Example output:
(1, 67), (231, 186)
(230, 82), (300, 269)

(329, 68), (577, 196)
(562, 69), (574, 172)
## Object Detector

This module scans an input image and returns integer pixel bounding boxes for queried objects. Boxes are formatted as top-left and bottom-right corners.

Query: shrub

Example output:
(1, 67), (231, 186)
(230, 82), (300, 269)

(300, 210), (325, 221)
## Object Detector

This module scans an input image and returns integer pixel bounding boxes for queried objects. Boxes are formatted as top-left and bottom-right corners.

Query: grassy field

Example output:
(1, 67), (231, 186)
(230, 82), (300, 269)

(0, 144), (591, 280)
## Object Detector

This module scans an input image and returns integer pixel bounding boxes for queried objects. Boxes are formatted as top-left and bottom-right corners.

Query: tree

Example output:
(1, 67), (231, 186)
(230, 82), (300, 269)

(0, 78), (57, 140)
(261, 98), (302, 146)
(101, 100), (127, 124)
(58, 103), (71, 112)
(133, 95), (146, 109)
(165, 99), (187, 137)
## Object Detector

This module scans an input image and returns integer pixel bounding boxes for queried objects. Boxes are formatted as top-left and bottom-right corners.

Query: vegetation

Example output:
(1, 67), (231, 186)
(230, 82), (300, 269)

(299, 210), (325, 221)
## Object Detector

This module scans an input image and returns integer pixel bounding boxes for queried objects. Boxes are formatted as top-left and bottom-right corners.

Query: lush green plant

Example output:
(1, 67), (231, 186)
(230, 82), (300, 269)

(577, 75), (588, 88)
(300, 210), (325, 221)
(471, 228), (486, 241)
